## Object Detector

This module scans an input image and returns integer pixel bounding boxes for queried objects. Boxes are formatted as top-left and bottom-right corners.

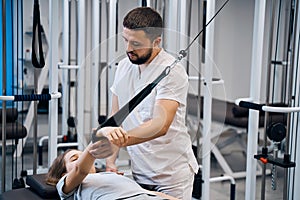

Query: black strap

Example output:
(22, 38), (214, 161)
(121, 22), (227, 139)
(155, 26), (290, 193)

(31, 0), (45, 68)
(99, 66), (170, 128)
(92, 66), (170, 142)
(142, 0), (147, 7)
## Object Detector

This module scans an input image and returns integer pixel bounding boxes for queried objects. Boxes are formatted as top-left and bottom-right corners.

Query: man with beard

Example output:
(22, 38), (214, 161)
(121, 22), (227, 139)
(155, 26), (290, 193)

(102, 7), (198, 200)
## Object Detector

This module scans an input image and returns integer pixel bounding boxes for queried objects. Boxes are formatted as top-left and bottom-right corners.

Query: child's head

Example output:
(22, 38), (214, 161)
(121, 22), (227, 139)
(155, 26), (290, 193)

(46, 149), (72, 186)
(46, 149), (96, 185)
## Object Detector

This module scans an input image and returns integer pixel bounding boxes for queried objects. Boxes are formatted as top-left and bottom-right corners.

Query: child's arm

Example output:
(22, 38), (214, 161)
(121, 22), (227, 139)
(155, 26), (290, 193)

(63, 140), (113, 194)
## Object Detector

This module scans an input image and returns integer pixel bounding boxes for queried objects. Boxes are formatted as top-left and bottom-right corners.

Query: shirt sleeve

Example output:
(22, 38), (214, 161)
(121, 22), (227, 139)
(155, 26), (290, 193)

(56, 175), (76, 200)
(156, 63), (188, 106)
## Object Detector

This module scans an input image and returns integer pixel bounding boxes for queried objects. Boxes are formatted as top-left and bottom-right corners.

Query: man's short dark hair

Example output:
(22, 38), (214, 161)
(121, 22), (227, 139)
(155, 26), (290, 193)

(123, 7), (163, 41)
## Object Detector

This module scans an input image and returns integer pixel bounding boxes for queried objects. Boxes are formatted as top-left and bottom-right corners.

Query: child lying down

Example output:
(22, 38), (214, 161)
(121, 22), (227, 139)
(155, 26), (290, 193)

(46, 139), (179, 200)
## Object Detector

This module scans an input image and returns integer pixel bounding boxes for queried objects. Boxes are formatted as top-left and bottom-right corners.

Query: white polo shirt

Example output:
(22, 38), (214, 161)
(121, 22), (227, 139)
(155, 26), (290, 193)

(111, 49), (198, 185)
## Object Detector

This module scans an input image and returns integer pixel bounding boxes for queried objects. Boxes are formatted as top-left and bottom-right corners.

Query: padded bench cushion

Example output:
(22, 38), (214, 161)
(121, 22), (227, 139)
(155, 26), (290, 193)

(0, 122), (27, 140)
(0, 107), (27, 140)
(187, 94), (287, 128)
(0, 108), (18, 122)
(0, 188), (50, 200)
(1, 174), (64, 200)
(26, 174), (59, 199)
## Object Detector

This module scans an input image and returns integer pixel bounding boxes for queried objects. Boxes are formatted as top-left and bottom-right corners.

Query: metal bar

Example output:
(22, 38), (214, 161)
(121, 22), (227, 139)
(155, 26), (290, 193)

(186, 0), (192, 74)
(235, 98), (300, 113)
(0, 92), (62, 101)
(261, 0), (276, 198)
(209, 175), (235, 184)
(288, 0), (300, 196)
(1, 0), (7, 192)
(188, 76), (224, 85)
(91, 0), (100, 129)
(77, 0), (87, 150)
(196, 0), (204, 168)
(288, 0), (300, 198)
(285, 0), (300, 199)
(57, 142), (78, 148)
(48, 0), (60, 166)
(179, 0), (188, 72)
(58, 64), (79, 69)
(105, 0), (109, 119)
(33, 69), (38, 174)
(62, 0), (70, 140)
(202, 1), (215, 199)
(262, 106), (300, 113)
(106, 0), (117, 117)
(245, 1), (266, 200)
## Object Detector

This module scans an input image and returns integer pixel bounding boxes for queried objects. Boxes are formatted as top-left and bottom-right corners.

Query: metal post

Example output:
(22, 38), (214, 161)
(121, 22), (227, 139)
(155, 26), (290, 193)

(106, 0), (117, 115)
(261, 0), (276, 198)
(33, 69), (38, 174)
(91, 0), (100, 129)
(179, 0), (188, 62)
(62, 0), (70, 143)
(48, 0), (60, 165)
(201, 1), (215, 199)
(287, 0), (300, 199)
(77, 0), (87, 150)
(166, 0), (179, 54)
(196, 1), (205, 167)
(245, 1), (266, 200)
(1, 0), (7, 192)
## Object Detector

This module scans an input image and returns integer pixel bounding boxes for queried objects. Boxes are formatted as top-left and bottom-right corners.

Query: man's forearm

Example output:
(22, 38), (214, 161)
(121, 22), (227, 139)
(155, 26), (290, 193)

(125, 117), (168, 146)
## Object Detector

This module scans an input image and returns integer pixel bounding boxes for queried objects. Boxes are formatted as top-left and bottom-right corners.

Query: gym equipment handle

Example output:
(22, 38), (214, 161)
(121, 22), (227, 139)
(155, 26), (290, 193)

(0, 92), (61, 101)
(235, 98), (300, 113)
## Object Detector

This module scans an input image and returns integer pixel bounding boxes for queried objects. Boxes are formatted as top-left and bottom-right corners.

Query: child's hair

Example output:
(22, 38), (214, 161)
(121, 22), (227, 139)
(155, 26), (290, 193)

(46, 149), (73, 186)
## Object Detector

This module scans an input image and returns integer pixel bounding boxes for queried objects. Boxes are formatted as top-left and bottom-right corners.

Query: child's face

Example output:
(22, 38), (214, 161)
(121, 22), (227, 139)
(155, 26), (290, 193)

(64, 150), (96, 174)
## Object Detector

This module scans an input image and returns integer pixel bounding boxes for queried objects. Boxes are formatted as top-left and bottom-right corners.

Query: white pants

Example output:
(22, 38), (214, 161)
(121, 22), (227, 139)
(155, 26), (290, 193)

(139, 167), (195, 200)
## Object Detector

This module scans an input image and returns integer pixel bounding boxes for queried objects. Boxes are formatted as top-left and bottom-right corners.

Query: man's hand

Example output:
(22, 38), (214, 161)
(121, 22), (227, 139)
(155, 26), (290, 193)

(95, 127), (128, 147)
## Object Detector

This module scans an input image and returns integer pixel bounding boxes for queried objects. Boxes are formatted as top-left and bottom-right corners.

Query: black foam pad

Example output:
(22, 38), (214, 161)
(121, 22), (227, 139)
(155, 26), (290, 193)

(0, 188), (47, 200)
(26, 174), (59, 199)
(231, 105), (249, 118)
(0, 108), (18, 123)
(187, 94), (288, 128)
(0, 122), (27, 140)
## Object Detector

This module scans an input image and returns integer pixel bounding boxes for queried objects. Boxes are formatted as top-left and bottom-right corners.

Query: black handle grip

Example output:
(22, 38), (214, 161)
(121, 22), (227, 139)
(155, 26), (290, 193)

(91, 129), (110, 143)
(239, 101), (263, 111)
(230, 183), (235, 200)
(14, 94), (51, 101)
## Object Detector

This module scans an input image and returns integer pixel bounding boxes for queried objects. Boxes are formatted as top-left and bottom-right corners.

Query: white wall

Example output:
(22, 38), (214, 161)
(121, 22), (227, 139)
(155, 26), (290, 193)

(214, 0), (255, 102)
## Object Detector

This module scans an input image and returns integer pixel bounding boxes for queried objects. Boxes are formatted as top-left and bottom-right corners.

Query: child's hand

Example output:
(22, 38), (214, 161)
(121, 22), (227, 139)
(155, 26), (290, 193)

(105, 162), (124, 175)
(88, 138), (113, 159)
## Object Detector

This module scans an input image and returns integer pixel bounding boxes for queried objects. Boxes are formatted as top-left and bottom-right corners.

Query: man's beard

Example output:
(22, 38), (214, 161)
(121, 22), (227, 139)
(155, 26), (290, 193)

(127, 48), (153, 65)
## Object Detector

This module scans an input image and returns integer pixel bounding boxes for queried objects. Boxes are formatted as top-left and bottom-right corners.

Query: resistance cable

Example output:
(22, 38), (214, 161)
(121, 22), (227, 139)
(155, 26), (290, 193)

(92, 0), (230, 142)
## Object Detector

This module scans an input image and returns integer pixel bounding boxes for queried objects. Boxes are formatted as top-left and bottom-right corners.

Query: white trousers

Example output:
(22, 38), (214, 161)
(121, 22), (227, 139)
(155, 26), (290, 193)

(139, 167), (195, 200)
